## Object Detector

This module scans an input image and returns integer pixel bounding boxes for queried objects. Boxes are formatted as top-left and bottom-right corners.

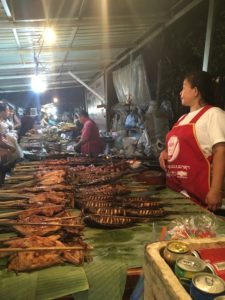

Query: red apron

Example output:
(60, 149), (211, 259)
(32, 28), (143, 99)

(166, 105), (212, 203)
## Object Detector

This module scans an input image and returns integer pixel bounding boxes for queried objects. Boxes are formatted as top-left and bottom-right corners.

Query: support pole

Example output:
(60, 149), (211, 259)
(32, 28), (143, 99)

(202, 0), (215, 72)
(68, 71), (105, 102)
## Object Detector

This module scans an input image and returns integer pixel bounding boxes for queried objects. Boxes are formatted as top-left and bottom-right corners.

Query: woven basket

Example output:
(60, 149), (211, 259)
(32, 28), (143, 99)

(144, 237), (225, 300)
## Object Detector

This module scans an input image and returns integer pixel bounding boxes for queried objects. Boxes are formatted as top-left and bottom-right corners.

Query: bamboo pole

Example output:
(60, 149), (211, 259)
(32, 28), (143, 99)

(1, 222), (84, 227)
(0, 246), (93, 252)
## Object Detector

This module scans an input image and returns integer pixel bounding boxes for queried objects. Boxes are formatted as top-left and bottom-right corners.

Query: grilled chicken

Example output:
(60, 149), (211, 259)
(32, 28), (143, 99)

(3, 235), (89, 271)
(13, 215), (61, 236)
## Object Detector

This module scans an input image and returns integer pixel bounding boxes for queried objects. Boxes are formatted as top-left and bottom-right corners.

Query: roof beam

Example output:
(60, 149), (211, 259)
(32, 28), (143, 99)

(0, 14), (168, 29)
(1, 85), (83, 93)
(0, 44), (129, 54)
(0, 59), (112, 70)
(0, 80), (87, 89)
(0, 71), (96, 79)
(1, 0), (12, 18)
(69, 71), (104, 102)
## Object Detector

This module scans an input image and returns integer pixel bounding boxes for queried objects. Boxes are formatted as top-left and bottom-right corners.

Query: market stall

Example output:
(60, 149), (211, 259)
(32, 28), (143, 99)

(0, 157), (225, 300)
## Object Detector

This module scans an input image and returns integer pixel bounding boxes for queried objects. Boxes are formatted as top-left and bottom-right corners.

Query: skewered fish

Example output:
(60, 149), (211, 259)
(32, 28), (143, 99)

(80, 201), (114, 209)
(76, 183), (130, 196)
(86, 207), (126, 216)
(126, 208), (166, 217)
(84, 214), (134, 228)
(126, 201), (163, 209)
(77, 195), (114, 202)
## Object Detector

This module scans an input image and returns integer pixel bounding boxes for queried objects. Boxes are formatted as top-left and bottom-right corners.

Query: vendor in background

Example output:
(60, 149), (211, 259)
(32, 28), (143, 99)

(74, 110), (103, 156)
(18, 108), (35, 141)
(159, 71), (225, 211)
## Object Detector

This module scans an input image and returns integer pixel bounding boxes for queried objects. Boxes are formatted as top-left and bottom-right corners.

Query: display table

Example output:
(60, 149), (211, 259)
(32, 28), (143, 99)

(1, 183), (225, 300)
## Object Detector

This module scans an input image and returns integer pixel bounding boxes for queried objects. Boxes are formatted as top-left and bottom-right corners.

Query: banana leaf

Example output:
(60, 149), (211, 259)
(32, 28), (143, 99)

(0, 265), (89, 300)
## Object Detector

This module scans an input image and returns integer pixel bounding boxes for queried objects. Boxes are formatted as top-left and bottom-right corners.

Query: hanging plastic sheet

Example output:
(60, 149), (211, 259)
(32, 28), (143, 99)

(145, 101), (171, 157)
(112, 55), (151, 107)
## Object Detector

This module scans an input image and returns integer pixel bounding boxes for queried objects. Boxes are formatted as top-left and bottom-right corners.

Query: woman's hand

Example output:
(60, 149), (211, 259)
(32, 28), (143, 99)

(205, 189), (222, 211)
(159, 149), (168, 171)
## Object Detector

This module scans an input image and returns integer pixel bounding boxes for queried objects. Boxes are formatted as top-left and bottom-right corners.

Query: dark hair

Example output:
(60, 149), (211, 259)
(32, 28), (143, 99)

(79, 110), (89, 118)
(0, 101), (9, 113)
(184, 71), (215, 105)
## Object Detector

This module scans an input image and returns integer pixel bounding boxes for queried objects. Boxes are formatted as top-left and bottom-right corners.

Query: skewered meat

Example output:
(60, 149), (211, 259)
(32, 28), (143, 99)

(13, 215), (61, 236)
(22, 184), (73, 193)
(126, 201), (163, 209)
(76, 183), (130, 197)
(3, 235), (90, 271)
(126, 208), (166, 217)
(86, 207), (126, 216)
(56, 211), (84, 235)
(81, 201), (114, 209)
(38, 177), (65, 186)
(118, 196), (160, 202)
(28, 191), (72, 205)
(71, 172), (124, 186)
(20, 204), (64, 217)
(84, 214), (134, 228)
(36, 170), (65, 178)
(78, 195), (114, 202)
(13, 211), (84, 236)
(40, 159), (68, 166)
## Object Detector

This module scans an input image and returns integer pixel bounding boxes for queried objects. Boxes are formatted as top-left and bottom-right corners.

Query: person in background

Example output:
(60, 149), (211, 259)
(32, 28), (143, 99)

(0, 101), (21, 183)
(18, 108), (35, 141)
(7, 106), (21, 131)
(74, 110), (103, 156)
(0, 101), (10, 135)
(159, 71), (225, 211)
(41, 113), (49, 127)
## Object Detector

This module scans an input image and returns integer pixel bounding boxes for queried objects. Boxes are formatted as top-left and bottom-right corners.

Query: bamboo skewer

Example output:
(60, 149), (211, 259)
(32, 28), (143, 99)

(0, 216), (81, 224)
(0, 246), (93, 252)
(0, 195), (30, 200)
(0, 211), (24, 218)
(5, 175), (34, 181)
(0, 204), (64, 218)
(3, 180), (36, 188)
(0, 222), (84, 228)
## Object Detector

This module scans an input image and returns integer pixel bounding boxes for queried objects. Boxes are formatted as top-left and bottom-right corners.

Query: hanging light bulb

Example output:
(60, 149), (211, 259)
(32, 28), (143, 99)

(43, 28), (56, 44)
(31, 75), (47, 93)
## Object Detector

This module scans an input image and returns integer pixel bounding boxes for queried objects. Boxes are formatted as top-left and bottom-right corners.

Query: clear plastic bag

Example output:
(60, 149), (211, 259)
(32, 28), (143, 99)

(167, 215), (217, 240)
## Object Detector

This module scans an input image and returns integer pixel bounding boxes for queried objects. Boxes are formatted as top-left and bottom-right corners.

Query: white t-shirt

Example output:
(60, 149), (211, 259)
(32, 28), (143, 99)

(178, 107), (225, 157)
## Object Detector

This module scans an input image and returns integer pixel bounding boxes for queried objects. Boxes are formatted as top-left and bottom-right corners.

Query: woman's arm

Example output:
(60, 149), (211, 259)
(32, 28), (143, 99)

(205, 142), (225, 211)
(159, 149), (168, 171)
(74, 136), (88, 149)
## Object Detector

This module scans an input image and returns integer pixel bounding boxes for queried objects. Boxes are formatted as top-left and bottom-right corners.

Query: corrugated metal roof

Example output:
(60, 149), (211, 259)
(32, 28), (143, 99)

(0, 0), (195, 92)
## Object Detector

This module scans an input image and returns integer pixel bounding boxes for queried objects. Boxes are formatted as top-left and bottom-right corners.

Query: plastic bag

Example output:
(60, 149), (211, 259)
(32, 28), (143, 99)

(166, 215), (217, 240)
(125, 113), (138, 129)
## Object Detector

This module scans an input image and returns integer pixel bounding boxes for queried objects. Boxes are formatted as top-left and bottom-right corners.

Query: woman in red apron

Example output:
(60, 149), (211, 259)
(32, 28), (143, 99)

(159, 71), (225, 211)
